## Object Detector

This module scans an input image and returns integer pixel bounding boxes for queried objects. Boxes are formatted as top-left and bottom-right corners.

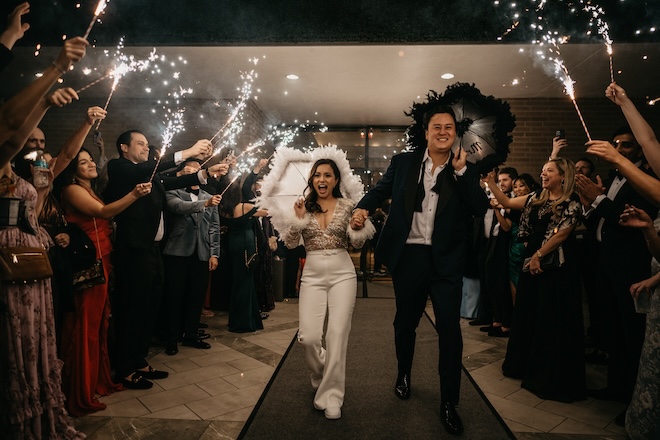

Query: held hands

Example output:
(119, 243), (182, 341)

(575, 174), (604, 206)
(489, 198), (503, 209)
(350, 208), (369, 230)
(585, 140), (622, 165)
(294, 197), (306, 219)
(452, 147), (467, 171)
(619, 204), (653, 229)
(131, 182), (152, 198)
(605, 82), (631, 107)
(86, 106), (106, 125)
(46, 88), (79, 108)
(54, 37), (88, 73)
(204, 194), (222, 207)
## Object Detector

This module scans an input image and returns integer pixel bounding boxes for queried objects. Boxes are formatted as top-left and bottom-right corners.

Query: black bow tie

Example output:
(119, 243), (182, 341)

(414, 169), (445, 212)
(609, 169), (623, 180)
(186, 187), (200, 195)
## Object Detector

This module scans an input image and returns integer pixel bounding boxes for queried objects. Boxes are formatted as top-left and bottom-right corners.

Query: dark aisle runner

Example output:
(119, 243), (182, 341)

(240, 297), (514, 440)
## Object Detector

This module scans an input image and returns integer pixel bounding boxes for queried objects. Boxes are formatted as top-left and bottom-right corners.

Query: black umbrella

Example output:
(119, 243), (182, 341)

(405, 82), (516, 173)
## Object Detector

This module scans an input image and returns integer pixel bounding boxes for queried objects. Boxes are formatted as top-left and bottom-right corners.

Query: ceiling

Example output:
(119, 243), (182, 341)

(3, 42), (660, 128)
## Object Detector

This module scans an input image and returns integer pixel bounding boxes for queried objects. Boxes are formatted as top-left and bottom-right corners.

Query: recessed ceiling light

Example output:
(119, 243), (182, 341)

(441, 73), (455, 80)
(286, 74), (299, 80)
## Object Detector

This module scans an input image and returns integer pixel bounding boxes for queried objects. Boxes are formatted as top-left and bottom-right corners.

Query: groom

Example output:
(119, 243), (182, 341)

(351, 105), (488, 435)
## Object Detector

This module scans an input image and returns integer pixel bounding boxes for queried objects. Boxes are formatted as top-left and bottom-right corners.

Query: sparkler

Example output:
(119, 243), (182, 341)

(648, 97), (660, 106)
(82, 0), (108, 40)
(583, 3), (614, 83)
(96, 41), (156, 129)
(75, 72), (111, 94)
(554, 59), (591, 141)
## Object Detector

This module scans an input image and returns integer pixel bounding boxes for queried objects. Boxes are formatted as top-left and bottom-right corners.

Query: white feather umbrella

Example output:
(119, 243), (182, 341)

(256, 145), (365, 235)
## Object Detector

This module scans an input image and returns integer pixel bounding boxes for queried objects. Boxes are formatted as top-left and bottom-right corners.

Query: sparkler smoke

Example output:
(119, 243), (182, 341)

(497, 1), (597, 140)
(82, 0), (108, 40)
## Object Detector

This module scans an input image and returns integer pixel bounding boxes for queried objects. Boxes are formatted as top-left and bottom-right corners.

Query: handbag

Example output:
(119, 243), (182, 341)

(522, 246), (564, 272)
(0, 246), (53, 283)
(65, 222), (97, 272)
(243, 205), (259, 270)
(72, 218), (106, 292)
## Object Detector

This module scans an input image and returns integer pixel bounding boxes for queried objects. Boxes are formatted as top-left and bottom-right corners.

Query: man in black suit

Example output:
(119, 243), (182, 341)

(351, 105), (489, 435)
(104, 130), (228, 389)
(576, 126), (658, 425)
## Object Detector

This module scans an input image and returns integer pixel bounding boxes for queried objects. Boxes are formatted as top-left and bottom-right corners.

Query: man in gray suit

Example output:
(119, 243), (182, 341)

(162, 158), (222, 355)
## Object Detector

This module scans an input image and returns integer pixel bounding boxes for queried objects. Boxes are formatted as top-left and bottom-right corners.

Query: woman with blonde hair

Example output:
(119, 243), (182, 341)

(486, 158), (586, 402)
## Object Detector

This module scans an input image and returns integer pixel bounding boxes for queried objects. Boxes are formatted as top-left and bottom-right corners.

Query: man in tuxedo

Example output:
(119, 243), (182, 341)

(477, 167), (517, 337)
(104, 130), (228, 389)
(351, 105), (489, 435)
(161, 158), (222, 355)
(576, 126), (658, 425)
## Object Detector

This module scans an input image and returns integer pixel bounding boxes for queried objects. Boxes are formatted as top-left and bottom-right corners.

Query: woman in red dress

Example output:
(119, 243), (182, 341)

(58, 148), (151, 415)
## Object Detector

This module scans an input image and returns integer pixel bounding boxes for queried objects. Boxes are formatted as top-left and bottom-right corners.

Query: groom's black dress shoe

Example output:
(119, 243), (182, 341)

(394, 373), (411, 400)
(441, 401), (464, 435)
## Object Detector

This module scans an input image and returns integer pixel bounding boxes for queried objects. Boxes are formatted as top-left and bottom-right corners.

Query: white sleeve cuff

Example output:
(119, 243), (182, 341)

(347, 218), (376, 248)
(174, 150), (183, 164)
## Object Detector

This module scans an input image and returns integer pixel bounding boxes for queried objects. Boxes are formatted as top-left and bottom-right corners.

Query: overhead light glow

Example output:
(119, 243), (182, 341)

(441, 73), (455, 79)
(286, 74), (299, 80)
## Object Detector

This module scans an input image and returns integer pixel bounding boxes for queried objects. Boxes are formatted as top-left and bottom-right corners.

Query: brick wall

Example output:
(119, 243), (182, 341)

(504, 97), (660, 177)
(37, 96), (660, 179)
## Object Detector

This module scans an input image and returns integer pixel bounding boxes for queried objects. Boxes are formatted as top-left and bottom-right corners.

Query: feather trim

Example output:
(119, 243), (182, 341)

(284, 213), (311, 231)
(347, 218), (376, 244)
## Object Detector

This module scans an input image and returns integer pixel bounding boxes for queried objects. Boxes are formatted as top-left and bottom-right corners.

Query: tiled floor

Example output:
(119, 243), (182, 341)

(76, 289), (629, 439)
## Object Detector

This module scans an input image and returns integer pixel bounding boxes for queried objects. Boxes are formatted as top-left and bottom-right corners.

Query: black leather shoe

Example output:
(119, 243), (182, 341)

(165, 342), (178, 356)
(441, 401), (464, 435)
(136, 366), (169, 380)
(121, 374), (153, 390)
(394, 373), (411, 400)
(198, 322), (209, 329)
(182, 339), (211, 349)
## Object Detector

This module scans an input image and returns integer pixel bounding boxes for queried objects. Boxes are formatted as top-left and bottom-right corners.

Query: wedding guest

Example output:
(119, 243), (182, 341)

(58, 148), (151, 415)
(103, 130), (225, 389)
(219, 181), (268, 333)
(162, 158), (222, 355)
(488, 158), (586, 402)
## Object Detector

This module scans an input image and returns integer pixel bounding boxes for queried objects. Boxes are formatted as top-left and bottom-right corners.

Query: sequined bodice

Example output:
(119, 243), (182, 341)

(284, 198), (355, 251)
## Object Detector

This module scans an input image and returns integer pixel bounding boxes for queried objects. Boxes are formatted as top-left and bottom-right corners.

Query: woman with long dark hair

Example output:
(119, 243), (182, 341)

(282, 158), (374, 420)
(57, 147), (150, 412)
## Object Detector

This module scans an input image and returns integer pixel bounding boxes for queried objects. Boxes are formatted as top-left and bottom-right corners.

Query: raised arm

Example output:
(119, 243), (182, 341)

(62, 182), (151, 219)
(0, 37), (87, 163)
(606, 83), (660, 175)
(586, 140), (660, 207)
(0, 2), (29, 52)
(483, 172), (528, 211)
(50, 106), (107, 178)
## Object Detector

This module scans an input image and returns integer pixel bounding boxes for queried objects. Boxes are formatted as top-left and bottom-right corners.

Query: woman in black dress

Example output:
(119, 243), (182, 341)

(486, 158), (585, 402)
(219, 182), (268, 333)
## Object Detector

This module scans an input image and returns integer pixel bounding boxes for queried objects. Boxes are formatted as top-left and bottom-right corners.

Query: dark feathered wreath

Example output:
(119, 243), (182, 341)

(404, 82), (516, 173)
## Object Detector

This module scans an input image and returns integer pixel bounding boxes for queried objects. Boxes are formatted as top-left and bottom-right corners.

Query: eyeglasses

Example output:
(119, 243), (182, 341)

(612, 140), (636, 149)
